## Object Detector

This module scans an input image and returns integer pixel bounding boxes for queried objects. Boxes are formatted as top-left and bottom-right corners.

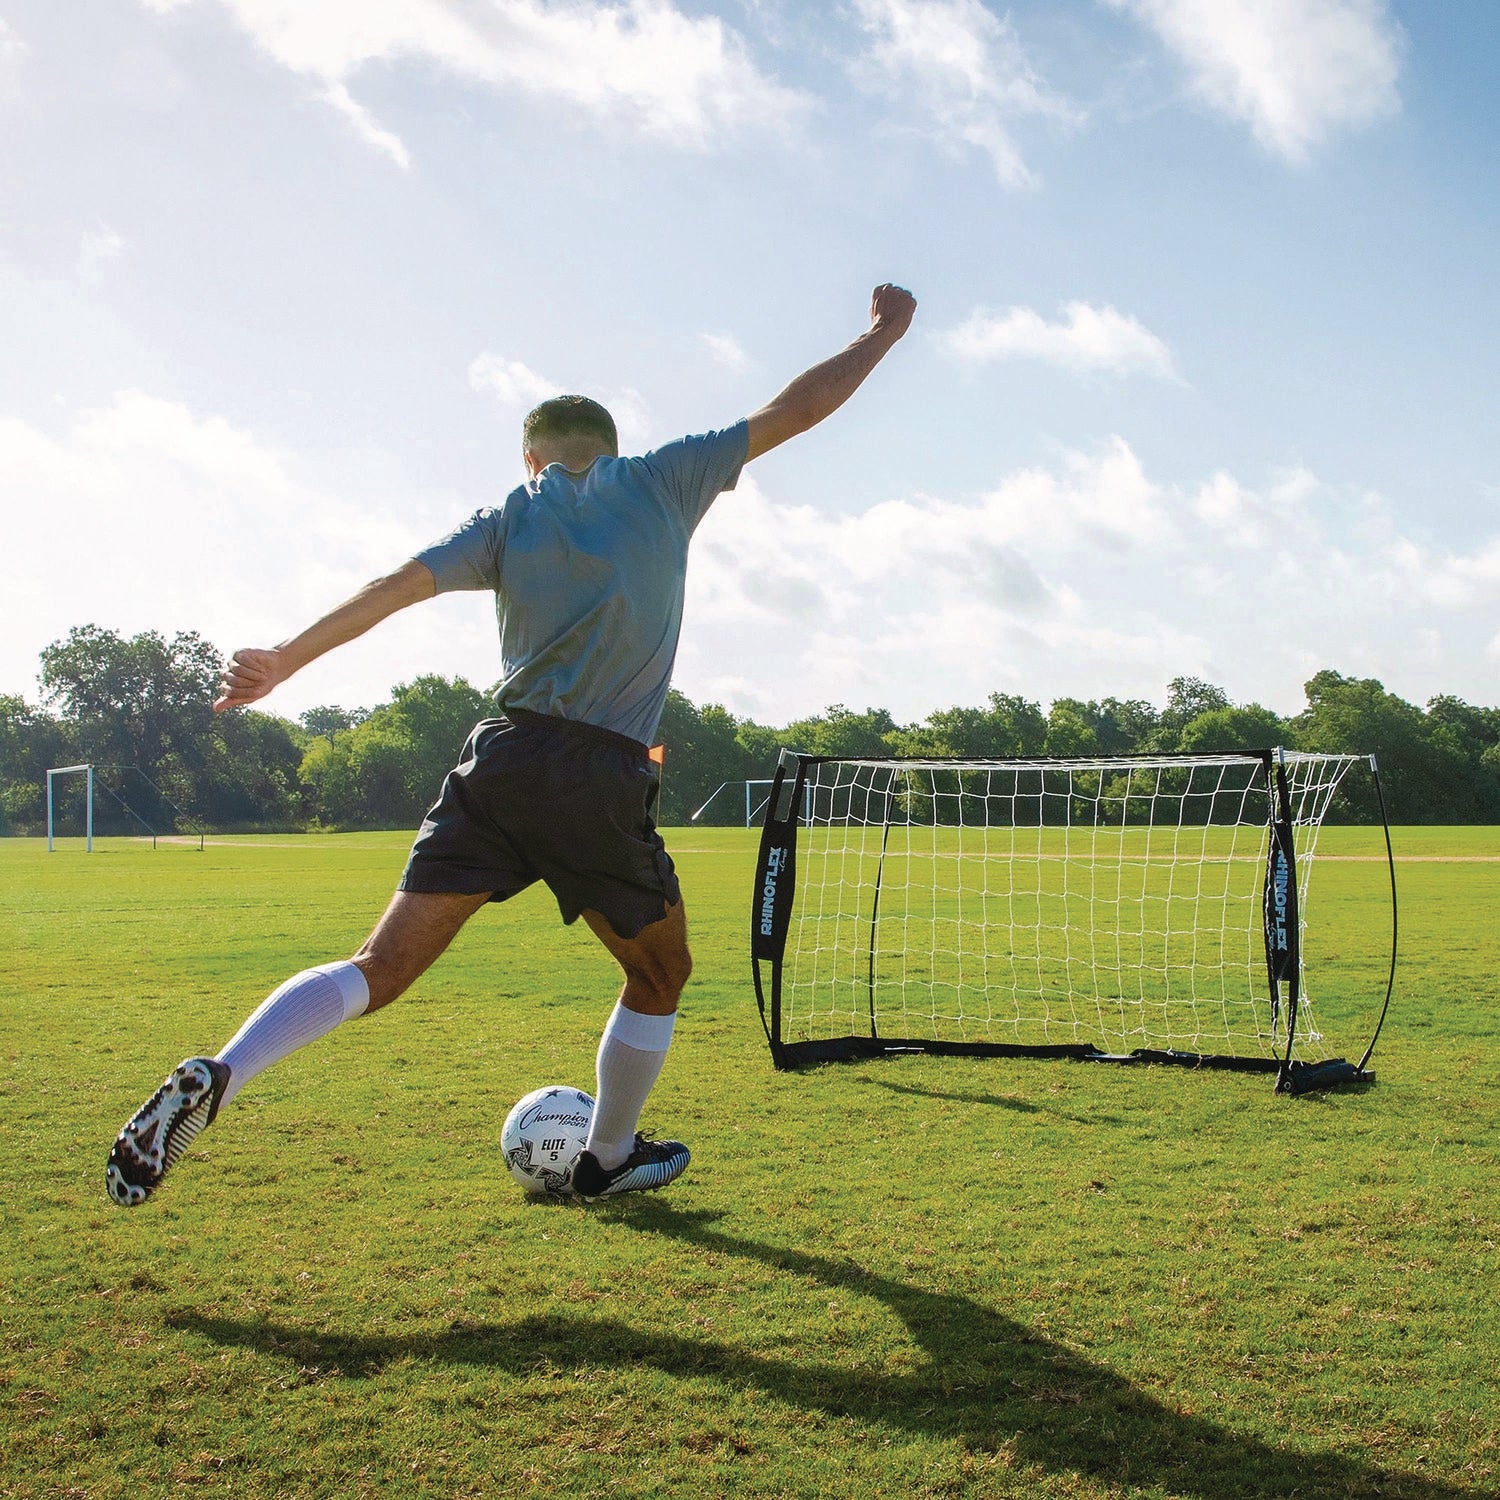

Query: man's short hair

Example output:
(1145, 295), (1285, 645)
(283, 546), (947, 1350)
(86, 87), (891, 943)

(523, 395), (619, 458)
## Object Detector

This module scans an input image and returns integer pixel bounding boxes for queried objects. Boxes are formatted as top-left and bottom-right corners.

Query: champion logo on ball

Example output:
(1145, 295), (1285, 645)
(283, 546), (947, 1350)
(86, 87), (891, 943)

(517, 1102), (591, 1132)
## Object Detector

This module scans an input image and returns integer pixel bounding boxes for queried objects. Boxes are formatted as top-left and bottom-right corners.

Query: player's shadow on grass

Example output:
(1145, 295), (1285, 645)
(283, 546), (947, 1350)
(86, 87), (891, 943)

(173, 1204), (1469, 1500)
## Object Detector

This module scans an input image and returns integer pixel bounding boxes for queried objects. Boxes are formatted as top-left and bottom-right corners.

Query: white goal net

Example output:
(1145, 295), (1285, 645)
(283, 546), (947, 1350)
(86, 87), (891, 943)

(751, 750), (1389, 1092)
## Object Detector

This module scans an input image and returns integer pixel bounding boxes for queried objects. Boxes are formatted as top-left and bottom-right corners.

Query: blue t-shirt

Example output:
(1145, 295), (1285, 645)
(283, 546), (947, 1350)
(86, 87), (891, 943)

(415, 421), (748, 746)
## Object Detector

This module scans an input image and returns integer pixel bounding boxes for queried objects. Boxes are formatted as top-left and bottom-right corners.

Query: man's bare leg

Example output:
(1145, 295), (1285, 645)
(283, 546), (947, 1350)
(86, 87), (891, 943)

(354, 890), (495, 1011)
(571, 900), (694, 1196)
(105, 890), (491, 1205)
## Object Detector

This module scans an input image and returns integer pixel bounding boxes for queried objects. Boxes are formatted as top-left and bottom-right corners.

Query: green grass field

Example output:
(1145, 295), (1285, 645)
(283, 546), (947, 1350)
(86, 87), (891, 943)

(3, 827), (1498, 1498)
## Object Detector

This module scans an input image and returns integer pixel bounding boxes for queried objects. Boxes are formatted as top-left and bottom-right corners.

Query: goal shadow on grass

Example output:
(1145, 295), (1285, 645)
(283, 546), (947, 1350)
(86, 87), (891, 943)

(853, 1073), (1125, 1123)
(171, 1204), (1470, 1500)
(856, 1075), (1048, 1110)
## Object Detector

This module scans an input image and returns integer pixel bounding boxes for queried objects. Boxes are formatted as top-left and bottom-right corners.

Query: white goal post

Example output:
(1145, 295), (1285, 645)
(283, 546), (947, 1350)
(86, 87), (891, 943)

(691, 778), (810, 827)
(43, 763), (206, 851)
(750, 748), (1397, 1095)
(46, 764), (94, 852)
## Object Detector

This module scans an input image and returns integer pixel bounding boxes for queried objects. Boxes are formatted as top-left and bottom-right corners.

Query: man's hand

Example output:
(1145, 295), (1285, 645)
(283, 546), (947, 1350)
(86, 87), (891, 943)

(744, 283), (917, 463)
(870, 283), (917, 343)
(214, 648), (286, 712)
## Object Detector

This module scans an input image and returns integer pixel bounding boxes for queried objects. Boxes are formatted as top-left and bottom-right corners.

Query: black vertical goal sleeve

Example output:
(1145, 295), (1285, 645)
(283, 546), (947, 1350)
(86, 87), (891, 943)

(1263, 805), (1299, 992)
(750, 753), (806, 1067)
(1264, 757), (1305, 1093)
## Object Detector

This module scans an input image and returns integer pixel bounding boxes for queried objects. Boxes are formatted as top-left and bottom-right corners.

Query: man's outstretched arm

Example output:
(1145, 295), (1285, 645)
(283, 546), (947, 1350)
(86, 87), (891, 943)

(744, 283), (916, 463)
(213, 559), (436, 711)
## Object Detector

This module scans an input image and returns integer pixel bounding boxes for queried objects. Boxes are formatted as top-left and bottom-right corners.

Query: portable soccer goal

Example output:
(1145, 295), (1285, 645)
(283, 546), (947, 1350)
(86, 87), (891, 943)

(750, 749), (1396, 1094)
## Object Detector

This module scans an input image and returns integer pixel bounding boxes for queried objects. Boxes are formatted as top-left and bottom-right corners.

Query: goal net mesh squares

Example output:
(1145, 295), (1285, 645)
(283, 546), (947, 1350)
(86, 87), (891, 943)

(751, 751), (1392, 1092)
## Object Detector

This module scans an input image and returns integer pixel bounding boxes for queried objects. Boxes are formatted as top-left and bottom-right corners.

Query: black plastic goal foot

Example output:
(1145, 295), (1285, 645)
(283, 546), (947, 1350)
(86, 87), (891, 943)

(1275, 1058), (1373, 1095)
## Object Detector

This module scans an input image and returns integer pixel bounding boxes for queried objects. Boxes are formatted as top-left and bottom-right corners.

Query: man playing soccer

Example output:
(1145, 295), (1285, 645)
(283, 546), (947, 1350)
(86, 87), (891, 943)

(106, 283), (917, 1205)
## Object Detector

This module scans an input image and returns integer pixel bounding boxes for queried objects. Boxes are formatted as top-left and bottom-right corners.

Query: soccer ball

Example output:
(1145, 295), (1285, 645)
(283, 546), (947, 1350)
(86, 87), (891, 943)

(501, 1085), (595, 1196)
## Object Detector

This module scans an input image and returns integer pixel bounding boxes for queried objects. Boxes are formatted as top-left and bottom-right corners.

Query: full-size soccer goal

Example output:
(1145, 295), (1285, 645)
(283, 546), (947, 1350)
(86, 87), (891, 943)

(751, 749), (1396, 1093)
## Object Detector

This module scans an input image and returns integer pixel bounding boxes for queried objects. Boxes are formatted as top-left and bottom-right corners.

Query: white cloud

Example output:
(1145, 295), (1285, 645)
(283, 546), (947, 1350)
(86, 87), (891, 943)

(850, 0), (1080, 188)
(0, 16), (26, 99)
(942, 301), (1176, 378)
(700, 332), (750, 372)
(76, 225), (127, 285)
(606, 388), (652, 453)
(7, 394), (1494, 728)
(467, 355), (651, 452)
(468, 354), (562, 408)
(154, 0), (807, 161)
(0, 17), (26, 65)
(1461, 540), (1500, 587)
(1395, 535), (1500, 611)
(320, 81), (411, 169)
(676, 439), (1500, 722)
(1107, 0), (1402, 161)
(0, 392), (493, 714)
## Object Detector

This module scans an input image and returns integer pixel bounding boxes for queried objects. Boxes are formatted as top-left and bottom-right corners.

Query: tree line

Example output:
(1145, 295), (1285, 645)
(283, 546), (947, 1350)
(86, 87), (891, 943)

(3, 624), (1497, 837)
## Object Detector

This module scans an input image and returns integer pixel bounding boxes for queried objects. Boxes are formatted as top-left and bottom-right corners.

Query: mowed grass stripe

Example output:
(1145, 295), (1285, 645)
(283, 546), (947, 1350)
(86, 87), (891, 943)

(1, 827), (1497, 1498)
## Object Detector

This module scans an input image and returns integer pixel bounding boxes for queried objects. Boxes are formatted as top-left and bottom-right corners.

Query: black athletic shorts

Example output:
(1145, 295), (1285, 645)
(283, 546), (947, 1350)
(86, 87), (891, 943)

(398, 709), (679, 940)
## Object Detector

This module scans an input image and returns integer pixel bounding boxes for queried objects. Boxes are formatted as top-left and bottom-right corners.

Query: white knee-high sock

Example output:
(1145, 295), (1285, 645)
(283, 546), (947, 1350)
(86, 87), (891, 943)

(215, 961), (370, 1107)
(585, 1003), (676, 1170)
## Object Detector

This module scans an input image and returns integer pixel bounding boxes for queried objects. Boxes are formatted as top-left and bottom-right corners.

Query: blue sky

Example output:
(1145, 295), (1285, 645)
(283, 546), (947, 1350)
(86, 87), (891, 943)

(2, 0), (1496, 726)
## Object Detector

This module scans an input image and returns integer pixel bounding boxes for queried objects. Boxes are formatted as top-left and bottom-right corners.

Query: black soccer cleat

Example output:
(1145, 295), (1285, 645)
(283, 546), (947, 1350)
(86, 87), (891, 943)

(570, 1133), (690, 1200)
(105, 1057), (231, 1207)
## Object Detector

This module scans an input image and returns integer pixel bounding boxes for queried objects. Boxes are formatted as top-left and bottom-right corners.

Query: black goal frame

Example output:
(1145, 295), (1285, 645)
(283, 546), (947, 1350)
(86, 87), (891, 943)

(750, 748), (1397, 1095)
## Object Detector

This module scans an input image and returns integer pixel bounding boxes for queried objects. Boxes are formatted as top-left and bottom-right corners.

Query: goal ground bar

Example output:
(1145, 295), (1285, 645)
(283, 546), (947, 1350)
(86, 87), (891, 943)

(768, 1034), (1370, 1091)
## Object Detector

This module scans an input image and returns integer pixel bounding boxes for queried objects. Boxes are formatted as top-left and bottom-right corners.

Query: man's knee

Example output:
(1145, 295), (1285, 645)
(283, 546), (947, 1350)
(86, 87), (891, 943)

(624, 941), (692, 1003)
(663, 943), (693, 995)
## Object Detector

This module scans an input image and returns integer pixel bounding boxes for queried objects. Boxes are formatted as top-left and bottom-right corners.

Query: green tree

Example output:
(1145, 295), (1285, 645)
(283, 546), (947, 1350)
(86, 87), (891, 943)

(734, 718), (786, 774)
(780, 704), (900, 758)
(1292, 671), (1472, 823)
(980, 693), (1048, 756)
(1423, 695), (1500, 820)
(0, 695), (73, 834)
(298, 734), (364, 828)
(299, 705), (371, 746)
(889, 693), (1047, 758)
(35, 625), (304, 831)
(1177, 704), (1289, 755)
(655, 691), (757, 824)
(1044, 703), (1099, 757)
(1425, 695), (1500, 752)
(1153, 676), (1230, 751)
(1095, 697), (1160, 754)
(40, 625), (220, 775)
(300, 676), (489, 829)
(1049, 696), (1159, 755)
(200, 710), (305, 830)
(383, 677), (489, 787)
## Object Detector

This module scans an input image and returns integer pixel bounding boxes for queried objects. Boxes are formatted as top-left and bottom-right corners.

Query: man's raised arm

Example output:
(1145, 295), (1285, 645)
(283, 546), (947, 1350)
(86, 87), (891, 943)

(743, 283), (916, 463)
(213, 559), (436, 711)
